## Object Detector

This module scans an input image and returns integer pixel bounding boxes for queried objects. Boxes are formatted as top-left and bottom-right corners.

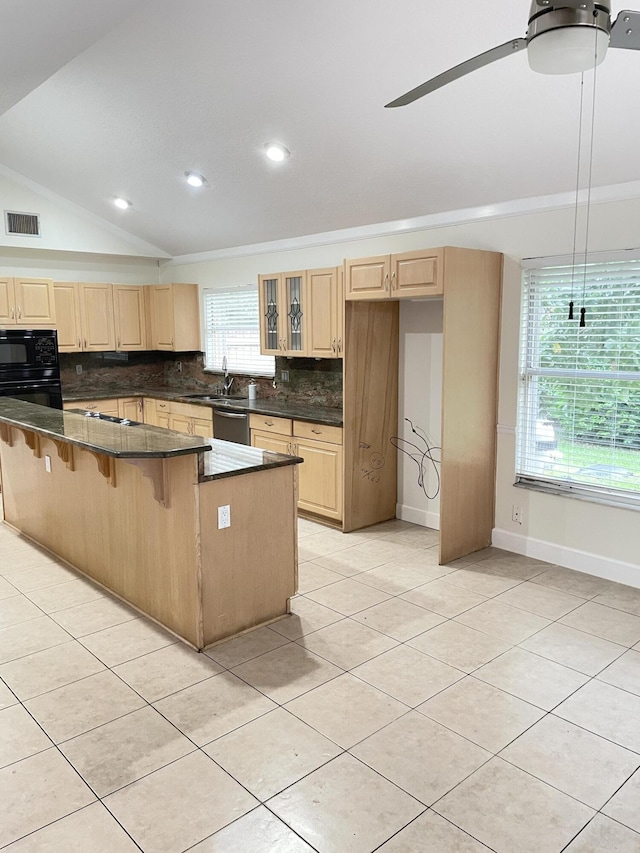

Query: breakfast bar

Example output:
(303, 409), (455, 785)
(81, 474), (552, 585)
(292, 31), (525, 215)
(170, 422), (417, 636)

(0, 398), (302, 649)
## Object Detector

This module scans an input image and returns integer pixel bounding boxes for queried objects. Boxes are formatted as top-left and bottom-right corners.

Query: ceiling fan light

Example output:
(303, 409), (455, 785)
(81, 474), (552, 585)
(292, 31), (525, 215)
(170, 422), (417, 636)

(528, 27), (609, 74)
(113, 197), (132, 210)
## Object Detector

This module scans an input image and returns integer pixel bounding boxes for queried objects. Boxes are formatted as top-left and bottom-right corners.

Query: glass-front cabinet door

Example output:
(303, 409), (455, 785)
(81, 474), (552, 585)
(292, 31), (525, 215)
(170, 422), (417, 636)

(282, 271), (306, 354)
(259, 271), (307, 356)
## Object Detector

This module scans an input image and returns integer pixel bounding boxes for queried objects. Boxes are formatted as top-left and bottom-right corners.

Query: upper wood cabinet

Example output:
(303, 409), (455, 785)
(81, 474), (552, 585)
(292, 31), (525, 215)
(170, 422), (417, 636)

(113, 286), (147, 351)
(53, 282), (115, 352)
(148, 283), (200, 351)
(258, 271), (307, 356)
(306, 267), (344, 358)
(0, 277), (56, 326)
(345, 249), (443, 301)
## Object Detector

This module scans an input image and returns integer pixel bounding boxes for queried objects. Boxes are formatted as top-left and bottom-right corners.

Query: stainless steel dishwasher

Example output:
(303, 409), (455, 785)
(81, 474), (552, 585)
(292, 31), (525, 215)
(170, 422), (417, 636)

(213, 407), (250, 445)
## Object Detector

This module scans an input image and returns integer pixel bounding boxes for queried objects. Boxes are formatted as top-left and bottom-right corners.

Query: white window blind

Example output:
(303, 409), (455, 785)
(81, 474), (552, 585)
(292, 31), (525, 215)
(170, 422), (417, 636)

(516, 259), (640, 505)
(203, 285), (275, 377)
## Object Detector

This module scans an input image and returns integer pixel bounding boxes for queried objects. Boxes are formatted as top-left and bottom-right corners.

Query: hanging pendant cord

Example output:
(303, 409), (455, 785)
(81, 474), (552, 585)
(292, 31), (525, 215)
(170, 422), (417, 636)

(580, 26), (601, 328)
(569, 72), (586, 321)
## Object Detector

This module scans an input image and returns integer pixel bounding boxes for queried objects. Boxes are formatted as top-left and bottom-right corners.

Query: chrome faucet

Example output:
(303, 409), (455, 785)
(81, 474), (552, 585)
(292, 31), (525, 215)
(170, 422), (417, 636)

(221, 356), (234, 396)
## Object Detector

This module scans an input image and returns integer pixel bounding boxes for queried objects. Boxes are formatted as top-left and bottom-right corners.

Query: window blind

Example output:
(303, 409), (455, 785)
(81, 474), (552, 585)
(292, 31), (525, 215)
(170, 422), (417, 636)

(516, 260), (640, 504)
(203, 286), (275, 377)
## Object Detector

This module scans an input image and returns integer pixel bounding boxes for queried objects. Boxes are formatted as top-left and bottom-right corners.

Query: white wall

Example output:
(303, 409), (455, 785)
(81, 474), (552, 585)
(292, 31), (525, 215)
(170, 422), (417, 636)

(164, 193), (640, 586)
(0, 248), (160, 284)
(0, 169), (168, 260)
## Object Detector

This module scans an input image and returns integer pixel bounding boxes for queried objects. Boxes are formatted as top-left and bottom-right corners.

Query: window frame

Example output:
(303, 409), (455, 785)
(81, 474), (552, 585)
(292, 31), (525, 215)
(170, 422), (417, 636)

(515, 258), (640, 510)
(202, 284), (275, 378)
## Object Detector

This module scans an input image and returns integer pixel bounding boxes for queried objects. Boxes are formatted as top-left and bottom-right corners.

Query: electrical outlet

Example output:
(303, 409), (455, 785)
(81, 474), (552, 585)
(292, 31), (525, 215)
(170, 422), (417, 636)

(217, 504), (231, 529)
(176, 361), (182, 373)
(281, 370), (289, 382)
(512, 505), (522, 524)
(75, 364), (82, 374)
(44, 455), (52, 473)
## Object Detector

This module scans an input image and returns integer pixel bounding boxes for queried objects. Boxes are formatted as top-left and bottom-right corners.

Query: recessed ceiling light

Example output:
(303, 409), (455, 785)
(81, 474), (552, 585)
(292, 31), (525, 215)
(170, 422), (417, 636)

(113, 197), (132, 210)
(185, 171), (207, 188)
(264, 143), (290, 163)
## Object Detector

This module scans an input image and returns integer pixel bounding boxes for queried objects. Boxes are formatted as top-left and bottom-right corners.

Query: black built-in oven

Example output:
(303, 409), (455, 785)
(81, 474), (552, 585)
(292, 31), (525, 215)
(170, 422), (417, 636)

(0, 329), (62, 409)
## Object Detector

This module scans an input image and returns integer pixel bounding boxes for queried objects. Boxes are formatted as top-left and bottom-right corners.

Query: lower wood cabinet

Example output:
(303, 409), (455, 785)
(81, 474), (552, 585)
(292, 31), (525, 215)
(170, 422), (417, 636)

(63, 397), (143, 420)
(250, 414), (343, 522)
(143, 397), (213, 436)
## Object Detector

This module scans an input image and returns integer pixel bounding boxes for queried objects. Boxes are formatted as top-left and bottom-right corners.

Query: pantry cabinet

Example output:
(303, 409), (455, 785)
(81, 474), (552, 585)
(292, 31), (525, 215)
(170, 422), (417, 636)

(0, 277), (56, 327)
(148, 284), (200, 351)
(345, 249), (443, 301)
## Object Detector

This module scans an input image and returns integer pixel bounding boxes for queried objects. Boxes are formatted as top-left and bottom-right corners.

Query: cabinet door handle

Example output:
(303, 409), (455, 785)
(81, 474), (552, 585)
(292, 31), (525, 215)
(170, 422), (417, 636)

(384, 273), (389, 291)
(17, 305), (22, 318)
(10, 306), (14, 319)
(117, 338), (121, 348)
(311, 428), (322, 435)
(158, 403), (168, 409)
(265, 420), (274, 426)
(170, 338), (174, 347)
(77, 338), (81, 348)
(331, 338), (337, 353)
(84, 338), (87, 348)
(391, 272), (397, 291)
(337, 337), (342, 352)
(86, 405), (97, 410)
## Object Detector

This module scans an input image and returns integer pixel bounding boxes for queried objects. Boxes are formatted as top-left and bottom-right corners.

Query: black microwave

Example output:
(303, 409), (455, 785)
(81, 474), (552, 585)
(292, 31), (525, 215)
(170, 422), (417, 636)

(0, 329), (62, 409)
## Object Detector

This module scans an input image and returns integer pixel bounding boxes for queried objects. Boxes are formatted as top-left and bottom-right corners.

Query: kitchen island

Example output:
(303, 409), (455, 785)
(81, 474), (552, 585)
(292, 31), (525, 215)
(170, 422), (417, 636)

(0, 399), (301, 649)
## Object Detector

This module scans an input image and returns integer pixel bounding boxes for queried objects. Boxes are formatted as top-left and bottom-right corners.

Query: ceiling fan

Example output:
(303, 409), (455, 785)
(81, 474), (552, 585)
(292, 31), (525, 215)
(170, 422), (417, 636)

(386, 1), (640, 107)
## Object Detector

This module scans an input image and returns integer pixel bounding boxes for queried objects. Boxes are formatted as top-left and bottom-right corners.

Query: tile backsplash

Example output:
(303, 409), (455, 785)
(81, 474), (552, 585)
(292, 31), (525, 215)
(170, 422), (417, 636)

(61, 351), (343, 408)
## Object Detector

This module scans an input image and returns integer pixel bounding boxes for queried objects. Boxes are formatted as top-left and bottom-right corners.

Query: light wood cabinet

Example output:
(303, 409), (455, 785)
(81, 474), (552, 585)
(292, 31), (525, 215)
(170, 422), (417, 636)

(53, 282), (115, 352)
(342, 245), (503, 565)
(113, 286), (147, 351)
(258, 271), (307, 356)
(292, 426), (343, 522)
(345, 250), (443, 301)
(249, 413), (343, 522)
(0, 277), (56, 326)
(143, 397), (213, 436)
(118, 397), (143, 420)
(306, 267), (343, 358)
(63, 398), (120, 417)
(148, 284), (200, 351)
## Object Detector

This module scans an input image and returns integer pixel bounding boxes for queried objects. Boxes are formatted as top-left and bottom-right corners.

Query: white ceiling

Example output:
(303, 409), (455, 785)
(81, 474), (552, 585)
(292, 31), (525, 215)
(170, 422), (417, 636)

(1, 0), (639, 258)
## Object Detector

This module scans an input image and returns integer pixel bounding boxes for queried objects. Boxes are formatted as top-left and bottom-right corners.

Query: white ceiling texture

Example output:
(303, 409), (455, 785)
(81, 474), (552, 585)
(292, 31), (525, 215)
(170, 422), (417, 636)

(1, 0), (639, 257)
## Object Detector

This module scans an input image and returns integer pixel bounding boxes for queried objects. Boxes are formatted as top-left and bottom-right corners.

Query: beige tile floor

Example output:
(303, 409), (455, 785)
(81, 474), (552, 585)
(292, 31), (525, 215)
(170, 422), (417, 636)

(1, 515), (640, 852)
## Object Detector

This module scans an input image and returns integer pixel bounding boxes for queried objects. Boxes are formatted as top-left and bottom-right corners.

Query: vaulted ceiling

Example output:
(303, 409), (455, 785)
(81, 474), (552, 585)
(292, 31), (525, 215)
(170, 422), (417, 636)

(2, 0), (639, 257)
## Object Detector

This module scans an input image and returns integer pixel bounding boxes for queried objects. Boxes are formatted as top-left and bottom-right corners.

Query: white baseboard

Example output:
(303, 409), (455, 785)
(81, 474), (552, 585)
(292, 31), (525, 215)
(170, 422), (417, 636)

(396, 504), (440, 530)
(492, 527), (640, 590)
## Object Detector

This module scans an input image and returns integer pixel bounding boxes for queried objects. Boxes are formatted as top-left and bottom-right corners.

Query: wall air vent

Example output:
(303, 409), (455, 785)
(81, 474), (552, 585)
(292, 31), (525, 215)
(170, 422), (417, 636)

(5, 210), (41, 237)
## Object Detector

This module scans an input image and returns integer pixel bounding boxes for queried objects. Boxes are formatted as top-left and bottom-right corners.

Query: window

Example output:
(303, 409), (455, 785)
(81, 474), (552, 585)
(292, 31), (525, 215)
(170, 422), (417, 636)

(203, 285), (275, 376)
(516, 259), (640, 506)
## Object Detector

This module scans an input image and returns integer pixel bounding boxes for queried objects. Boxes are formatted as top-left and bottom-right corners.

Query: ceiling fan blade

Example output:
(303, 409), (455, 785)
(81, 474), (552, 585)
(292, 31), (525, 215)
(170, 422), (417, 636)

(385, 37), (527, 108)
(610, 10), (640, 49)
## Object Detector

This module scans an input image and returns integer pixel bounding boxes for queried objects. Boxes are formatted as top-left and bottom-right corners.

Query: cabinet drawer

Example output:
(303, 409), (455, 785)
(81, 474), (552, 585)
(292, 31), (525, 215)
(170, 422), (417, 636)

(64, 398), (119, 414)
(170, 400), (207, 419)
(249, 414), (292, 435)
(294, 420), (342, 445)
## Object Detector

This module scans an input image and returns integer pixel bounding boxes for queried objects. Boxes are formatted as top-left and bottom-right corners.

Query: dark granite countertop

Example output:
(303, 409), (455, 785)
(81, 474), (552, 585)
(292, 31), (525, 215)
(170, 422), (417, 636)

(62, 386), (343, 427)
(0, 399), (303, 483)
(0, 399), (210, 459)
(199, 440), (303, 482)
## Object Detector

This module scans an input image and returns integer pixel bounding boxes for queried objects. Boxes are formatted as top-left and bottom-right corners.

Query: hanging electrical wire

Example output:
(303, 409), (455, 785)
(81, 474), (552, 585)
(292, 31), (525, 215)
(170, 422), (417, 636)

(390, 417), (442, 500)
